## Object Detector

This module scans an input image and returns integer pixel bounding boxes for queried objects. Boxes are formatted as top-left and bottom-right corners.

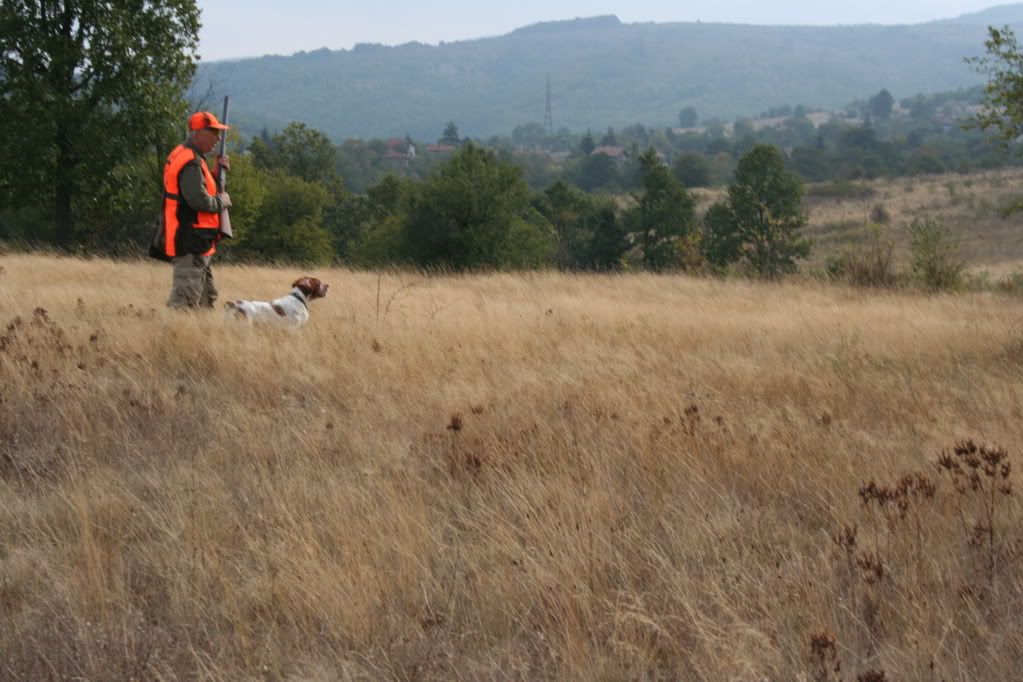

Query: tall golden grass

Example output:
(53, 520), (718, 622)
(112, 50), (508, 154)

(1, 253), (1022, 680)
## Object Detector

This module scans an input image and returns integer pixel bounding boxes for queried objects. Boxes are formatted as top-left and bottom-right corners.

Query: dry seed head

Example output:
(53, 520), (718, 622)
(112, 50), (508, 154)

(857, 551), (885, 585)
(810, 631), (838, 659)
(857, 670), (888, 682)
(833, 524), (858, 555)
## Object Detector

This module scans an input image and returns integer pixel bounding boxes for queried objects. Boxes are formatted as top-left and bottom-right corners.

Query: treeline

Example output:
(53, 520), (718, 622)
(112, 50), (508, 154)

(0, 67), (1012, 277)
(324, 88), (1019, 195)
(202, 124), (811, 275)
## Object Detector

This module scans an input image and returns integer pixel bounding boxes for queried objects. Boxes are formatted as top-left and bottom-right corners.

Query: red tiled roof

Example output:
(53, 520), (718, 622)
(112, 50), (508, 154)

(591, 146), (626, 158)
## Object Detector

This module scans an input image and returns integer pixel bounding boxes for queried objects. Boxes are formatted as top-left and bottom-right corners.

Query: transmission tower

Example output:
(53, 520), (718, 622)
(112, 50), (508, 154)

(544, 73), (553, 133)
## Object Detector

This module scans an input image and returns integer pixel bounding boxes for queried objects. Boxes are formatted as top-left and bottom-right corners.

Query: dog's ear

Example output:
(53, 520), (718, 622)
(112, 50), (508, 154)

(294, 276), (328, 300)
(305, 277), (325, 299)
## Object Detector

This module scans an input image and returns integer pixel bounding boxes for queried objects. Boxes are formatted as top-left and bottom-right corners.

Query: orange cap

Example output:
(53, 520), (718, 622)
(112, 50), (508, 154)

(188, 111), (229, 131)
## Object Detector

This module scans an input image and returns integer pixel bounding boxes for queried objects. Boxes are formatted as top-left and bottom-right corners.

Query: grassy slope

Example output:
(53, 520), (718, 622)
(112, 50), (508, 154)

(804, 168), (1023, 274)
(688, 167), (1023, 277)
(1, 254), (1022, 679)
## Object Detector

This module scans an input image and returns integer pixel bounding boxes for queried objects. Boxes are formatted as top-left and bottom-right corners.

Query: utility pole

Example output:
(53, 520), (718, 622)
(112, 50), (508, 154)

(544, 73), (553, 134)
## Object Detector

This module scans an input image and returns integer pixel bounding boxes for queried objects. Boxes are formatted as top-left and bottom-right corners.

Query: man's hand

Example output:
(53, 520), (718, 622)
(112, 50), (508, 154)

(215, 154), (231, 174)
(218, 192), (232, 210)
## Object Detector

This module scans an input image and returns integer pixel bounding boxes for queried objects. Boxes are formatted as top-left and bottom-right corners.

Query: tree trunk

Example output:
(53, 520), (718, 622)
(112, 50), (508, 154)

(54, 126), (75, 249)
(52, 3), (80, 250)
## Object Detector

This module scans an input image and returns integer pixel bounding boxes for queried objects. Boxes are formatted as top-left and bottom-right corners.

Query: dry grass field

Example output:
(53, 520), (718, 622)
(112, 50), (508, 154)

(2, 252), (1023, 680)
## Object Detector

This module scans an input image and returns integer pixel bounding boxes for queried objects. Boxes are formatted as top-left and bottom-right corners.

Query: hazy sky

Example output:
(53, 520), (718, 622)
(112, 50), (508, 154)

(197, 0), (1006, 61)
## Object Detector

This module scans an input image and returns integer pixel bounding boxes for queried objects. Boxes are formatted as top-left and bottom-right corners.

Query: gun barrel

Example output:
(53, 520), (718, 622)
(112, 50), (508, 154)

(217, 95), (230, 188)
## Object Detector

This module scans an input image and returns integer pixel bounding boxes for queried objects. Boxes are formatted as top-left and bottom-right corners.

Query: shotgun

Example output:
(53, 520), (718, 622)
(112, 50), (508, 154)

(217, 95), (233, 239)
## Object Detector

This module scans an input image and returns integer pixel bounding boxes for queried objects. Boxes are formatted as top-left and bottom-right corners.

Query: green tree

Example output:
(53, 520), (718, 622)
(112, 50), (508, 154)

(788, 146), (833, 182)
(966, 26), (1023, 146)
(702, 144), (809, 276)
(579, 130), (596, 155)
(583, 203), (630, 271)
(903, 93), (937, 119)
(907, 148), (946, 175)
(534, 180), (628, 270)
(404, 144), (554, 269)
(576, 152), (618, 191)
(627, 148), (697, 270)
(600, 127), (617, 146)
(535, 180), (590, 268)
(246, 121), (358, 264)
(212, 152), (267, 261)
(678, 106), (699, 128)
(672, 152), (713, 188)
(0, 0), (200, 248)
(702, 202), (744, 270)
(340, 174), (415, 265)
(249, 122), (339, 184)
(237, 173), (334, 264)
(867, 89), (895, 120)
(440, 121), (461, 146)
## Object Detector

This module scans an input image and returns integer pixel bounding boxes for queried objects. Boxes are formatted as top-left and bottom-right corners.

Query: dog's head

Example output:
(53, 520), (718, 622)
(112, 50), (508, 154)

(292, 276), (329, 301)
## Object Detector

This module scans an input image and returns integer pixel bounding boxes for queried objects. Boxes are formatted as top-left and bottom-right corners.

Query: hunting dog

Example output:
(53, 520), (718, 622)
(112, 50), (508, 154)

(224, 276), (329, 328)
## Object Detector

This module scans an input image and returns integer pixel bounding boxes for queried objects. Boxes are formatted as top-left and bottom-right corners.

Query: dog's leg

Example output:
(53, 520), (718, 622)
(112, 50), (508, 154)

(224, 301), (248, 321)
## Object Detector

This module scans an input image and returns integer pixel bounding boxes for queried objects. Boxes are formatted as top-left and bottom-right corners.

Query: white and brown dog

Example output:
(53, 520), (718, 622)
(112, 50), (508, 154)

(224, 276), (329, 328)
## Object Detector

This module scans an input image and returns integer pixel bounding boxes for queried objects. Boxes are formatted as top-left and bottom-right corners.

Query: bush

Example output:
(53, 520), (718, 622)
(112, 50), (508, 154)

(348, 214), (407, 267)
(825, 223), (898, 288)
(996, 271), (1023, 295)
(996, 193), (1023, 218)
(869, 203), (891, 224)
(908, 217), (964, 291)
(235, 172), (334, 264)
(672, 152), (712, 188)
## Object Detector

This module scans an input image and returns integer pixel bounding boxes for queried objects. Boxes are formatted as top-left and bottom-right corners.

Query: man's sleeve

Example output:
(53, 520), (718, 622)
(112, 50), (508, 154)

(179, 161), (223, 214)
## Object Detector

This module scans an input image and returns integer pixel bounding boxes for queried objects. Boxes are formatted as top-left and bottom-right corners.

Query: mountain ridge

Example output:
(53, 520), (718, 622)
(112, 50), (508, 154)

(939, 3), (1023, 25)
(200, 7), (1023, 141)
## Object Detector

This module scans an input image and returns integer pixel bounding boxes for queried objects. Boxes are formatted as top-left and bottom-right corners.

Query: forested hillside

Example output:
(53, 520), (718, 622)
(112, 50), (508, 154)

(199, 10), (1023, 140)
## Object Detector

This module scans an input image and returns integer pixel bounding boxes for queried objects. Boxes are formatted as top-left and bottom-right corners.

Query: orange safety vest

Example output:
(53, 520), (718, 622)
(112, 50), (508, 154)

(161, 144), (221, 258)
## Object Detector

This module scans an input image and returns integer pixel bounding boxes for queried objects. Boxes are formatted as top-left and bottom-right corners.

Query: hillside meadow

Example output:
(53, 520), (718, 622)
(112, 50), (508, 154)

(804, 168), (1023, 276)
(686, 167), (1023, 279)
(1, 253), (1022, 680)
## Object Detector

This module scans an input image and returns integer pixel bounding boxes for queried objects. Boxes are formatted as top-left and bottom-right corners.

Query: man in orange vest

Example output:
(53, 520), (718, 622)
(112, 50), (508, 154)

(158, 111), (232, 309)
